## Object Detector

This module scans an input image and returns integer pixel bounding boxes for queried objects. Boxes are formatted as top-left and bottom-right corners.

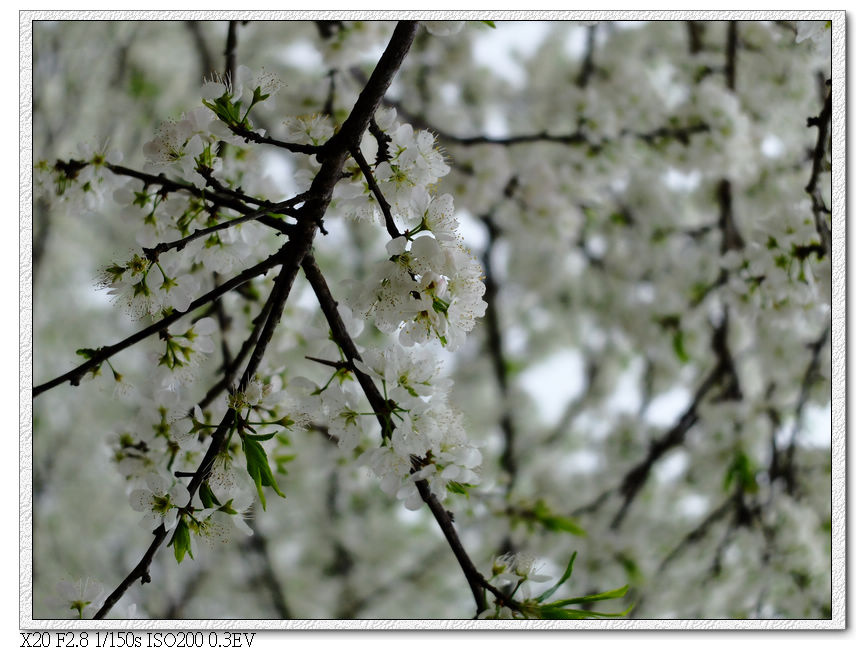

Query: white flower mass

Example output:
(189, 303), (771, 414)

(30, 17), (837, 623)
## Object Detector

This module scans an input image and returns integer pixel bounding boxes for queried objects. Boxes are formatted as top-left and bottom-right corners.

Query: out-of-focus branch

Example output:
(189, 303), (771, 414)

(479, 213), (517, 494)
(184, 21), (216, 79)
(244, 516), (293, 619)
(773, 323), (830, 494)
(576, 23), (597, 88)
(609, 311), (741, 529)
(805, 80), (832, 260)
(224, 20), (239, 84)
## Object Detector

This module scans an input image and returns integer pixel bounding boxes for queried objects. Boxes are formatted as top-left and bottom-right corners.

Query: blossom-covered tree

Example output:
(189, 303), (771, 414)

(29, 16), (836, 621)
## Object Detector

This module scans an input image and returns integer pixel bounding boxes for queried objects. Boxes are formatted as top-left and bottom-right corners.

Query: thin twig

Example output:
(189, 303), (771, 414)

(227, 124), (322, 156)
(350, 147), (400, 239)
(34, 248), (288, 397)
(142, 198), (298, 259)
(377, 93), (709, 152)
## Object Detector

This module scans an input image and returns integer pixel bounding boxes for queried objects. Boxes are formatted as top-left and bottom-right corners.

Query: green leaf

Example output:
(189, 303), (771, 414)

(202, 93), (243, 126)
(533, 501), (586, 537)
(446, 481), (474, 498)
(252, 86), (270, 104)
(539, 603), (634, 619)
(198, 482), (220, 509)
(481, 20), (496, 28)
(244, 431), (278, 442)
(545, 584), (630, 607)
(724, 450), (759, 494)
(673, 329), (689, 363)
(274, 453), (296, 475)
(242, 437), (286, 510)
(170, 518), (193, 564)
(537, 551), (577, 603)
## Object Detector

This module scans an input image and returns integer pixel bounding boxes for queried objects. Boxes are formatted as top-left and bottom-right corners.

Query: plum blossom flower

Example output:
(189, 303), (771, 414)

(490, 552), (553, 599)
(796, 20), (831, 58)
(143, 119), (205, 176)
(346, 235), (486, 350)
(422, 21), (465, 37)
(284, 113), (334, 146)
(192, 488), (255, 551)
(129, 472), (188, 531)
(51, 578), (106, 618)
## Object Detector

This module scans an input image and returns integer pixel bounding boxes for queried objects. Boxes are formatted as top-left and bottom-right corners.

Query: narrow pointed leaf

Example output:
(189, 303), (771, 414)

(537, 551), (577, 603)
(546, 584), (630, 607)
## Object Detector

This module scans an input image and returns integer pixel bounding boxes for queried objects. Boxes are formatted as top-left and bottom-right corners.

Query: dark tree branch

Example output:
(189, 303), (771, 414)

(198, 288), (275, 411)
(434, 124), (710, 150)
(94, 20), (423, 618)
(200, 167), (306, 210)
(92, 525), (168, 618)
(32, 195), (52, 285)
(610, 313), (740, 530)
(315, 20), (343, 40)
(323, 69), (337, 117)
(610, 360), (724, 530)
(96, 162), (295, 236)
(686, 21), (705, 55)
(775, 323), (830, 494)
(207, 15), (241, 394)
(368, 117), (392, 167)
(725, 21), (737, 92)
(211, 272), (234, 376)
(377, 94), (709, 152)
(656, 497), (736, 575)
(718, 179), (744, 253)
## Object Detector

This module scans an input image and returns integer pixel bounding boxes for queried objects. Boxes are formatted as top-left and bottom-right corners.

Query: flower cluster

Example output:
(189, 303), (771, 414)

(98, 253), (201, 319)
(346, 233), (486, 350)
(291, 344), (483, 510)
(335, 110), (487, 350)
